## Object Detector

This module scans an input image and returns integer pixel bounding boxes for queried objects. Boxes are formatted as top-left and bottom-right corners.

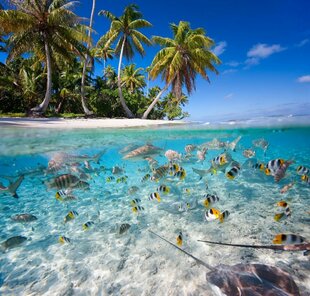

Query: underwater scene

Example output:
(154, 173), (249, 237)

(0, 126), (310, 295)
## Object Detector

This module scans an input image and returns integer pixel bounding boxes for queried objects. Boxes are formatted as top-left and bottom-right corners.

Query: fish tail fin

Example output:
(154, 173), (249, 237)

(192, 168), (209, 179)
(8, 176), (24, 198)
(229, 136), (241, 151)
(148, 230), (213, 270)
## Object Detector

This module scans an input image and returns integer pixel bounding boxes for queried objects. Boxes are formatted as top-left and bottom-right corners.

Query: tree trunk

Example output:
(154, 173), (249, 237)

(31, 40), (52, 114)
(142, 84), (169, 119)
(81, 0), (96, 116)
(117, 37), (134, 118)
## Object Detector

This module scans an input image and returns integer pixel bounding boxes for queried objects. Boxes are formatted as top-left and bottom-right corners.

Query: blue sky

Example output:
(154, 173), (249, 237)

(1, 0), (310, 121)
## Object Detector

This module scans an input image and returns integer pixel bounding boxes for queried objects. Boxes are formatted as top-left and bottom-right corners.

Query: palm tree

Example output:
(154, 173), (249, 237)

(0, 0), (88, 114)
(81, 0), (96, 116)
(142, 21), (221, 119)
(98, 4), (152, 118)
(121, 64), (146, 93)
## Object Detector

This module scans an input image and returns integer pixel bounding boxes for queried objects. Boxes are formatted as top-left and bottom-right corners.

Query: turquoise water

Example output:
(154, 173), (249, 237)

(0, 125), (310, 295)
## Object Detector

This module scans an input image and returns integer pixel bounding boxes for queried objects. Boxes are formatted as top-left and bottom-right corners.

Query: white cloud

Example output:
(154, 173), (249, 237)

(226, 61), (240, 67)
(222, 69), (237, 75)
(247, 43), (285, 59)
(212, 41), (227, 56)
(297, 75), (310, 83)
(295, 39), (309, 47)
(245, 43), (286, 67)
(224, 93), (234, 99)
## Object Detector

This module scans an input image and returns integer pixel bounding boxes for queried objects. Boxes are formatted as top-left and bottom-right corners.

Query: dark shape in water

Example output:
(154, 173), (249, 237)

(11, 214), (37, 223)
(1, 236), (27, 250)
(119, 223), (131, 235)
(149, 230), (300, 296)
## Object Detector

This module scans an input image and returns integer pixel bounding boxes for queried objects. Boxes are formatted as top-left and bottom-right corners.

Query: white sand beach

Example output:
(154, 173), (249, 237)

(0, 117), (186, 129)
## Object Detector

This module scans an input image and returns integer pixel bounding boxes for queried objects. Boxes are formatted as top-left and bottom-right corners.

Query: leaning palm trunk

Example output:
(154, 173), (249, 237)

(31, 40), (52, 114)
(117, 37), (134, 118)
(81, 0), (96, 116)
(142, 84), (169, 119)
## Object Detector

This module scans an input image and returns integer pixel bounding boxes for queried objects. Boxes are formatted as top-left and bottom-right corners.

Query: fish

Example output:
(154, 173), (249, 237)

(123, 144), (162, 160)
(150, 230), (301, 296)
(273, 234), (306, 245)
(45, 174), (81, 189)
(130, 198), (141, 206)
(192, 167), (210, 179)
(141, 173), (151, 183)
(64, 210), (79, 223)
(46, 160), (65, 174)
(169, 163), (180, 175)
(59, 236), (71, 244)
(252, 163), (265, 170)
(176, 232), (183, 247)
(112, 166), (124, 175)
(252, 138), (269, 153)
(210, 152), (233, 174)
(144, 156), (158, 169)
(274, 160), (293, 182)
(106, 176), (115, 182)
(265, 159), (284, 176)
(226, 162), (241, 180)
(132, 205), (144, 213)
(55, 190), (76, 202)
(157, 185), (170, 193)
(50, 150), (105, 165)
(119, 144), (140, 154)
(1, 236), (27, 251)
(296, 165), (309, 175)
(0, 175), (24, 198)
(174, 168), (186, 180)
(197, 147), (207, 162)
(242, 148), (255, 158)
(119, 223), (131, 234)
(205, 208), (221, 221)
(116, 176), (128, 183)
(185, 144), (196, 154)
(301, 175), (310, 184)
(152, 165), (169, 180)
(274, 213), (285, 222)
(128, 186), (139, 195)
(165, 149), (182, 161)
(203, 194), (220, 208)
(83, 221), (94, 230)
(219, 210), (230, 223)
(200, 138), (226, 150)
(71, 180), (89, 189)
(11, 214), (37, 223)
(149, 192), (161, 202)
(280, 181), (294, 193)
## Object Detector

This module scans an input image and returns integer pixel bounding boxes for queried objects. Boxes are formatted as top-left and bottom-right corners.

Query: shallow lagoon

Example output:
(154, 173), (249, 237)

(0, 125), (310, 295)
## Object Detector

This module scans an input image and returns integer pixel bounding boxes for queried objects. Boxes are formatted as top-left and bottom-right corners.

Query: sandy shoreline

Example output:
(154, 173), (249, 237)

(0, 117), (186, 129)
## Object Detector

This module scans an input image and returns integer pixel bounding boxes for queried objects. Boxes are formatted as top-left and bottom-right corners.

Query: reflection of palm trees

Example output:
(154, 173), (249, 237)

(98, 4), (152, 118)
(121, 64), (146, 93)
(142, 21), (220, 119)
(0, 0), (88, 114)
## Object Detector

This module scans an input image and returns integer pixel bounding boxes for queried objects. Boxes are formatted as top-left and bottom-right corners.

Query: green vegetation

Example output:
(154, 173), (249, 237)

(0, 2), (220, 120)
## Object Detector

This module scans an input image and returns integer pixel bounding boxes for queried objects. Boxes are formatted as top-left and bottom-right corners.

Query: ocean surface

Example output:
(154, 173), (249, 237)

(0, 124), (309, 295)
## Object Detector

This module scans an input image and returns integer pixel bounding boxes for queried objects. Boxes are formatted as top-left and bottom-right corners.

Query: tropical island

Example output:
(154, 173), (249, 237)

(0, 1), (220, 122)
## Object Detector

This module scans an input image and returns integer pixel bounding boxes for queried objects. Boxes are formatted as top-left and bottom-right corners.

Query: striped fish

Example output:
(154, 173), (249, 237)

(46, 174), (80, 189)
(152, 165), (169, 180)
(273, 234), (305, 245)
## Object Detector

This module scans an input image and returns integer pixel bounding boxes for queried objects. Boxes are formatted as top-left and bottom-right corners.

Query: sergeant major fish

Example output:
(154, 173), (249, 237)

(45, 174), (81, 189)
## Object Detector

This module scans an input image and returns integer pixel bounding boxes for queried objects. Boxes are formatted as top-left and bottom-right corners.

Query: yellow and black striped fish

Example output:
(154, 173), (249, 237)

(130, 198), (141, 206)
(152, 165), (169, 180)
(157, 185), (170, 194)
(219, 210), (230, 223)
(297, 166), (309, 175)
(205, 208), (221, 221)
(203, 194), (220, 208)
(273, 234), (305, 245)
(132, 205), (145, 213)
(169, 163), (180, 175)
(174, 168), (186, 180)
(149, 192), (161, 202)
(252, 163), (265, 170)
(106, 176), (115, 182)
(141, 173), (151, 183)
(226, 162), (241, 180)
(265, 159), (285, 175)
(116, 176), (128, 183)
(176, 232), (183, 246)
(301, 175), (310, 184)
(274, 213), (285, 222)
(59, 236), (71, 244)
(83, 221), (94, 230)
(64, 210), (78, 223)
